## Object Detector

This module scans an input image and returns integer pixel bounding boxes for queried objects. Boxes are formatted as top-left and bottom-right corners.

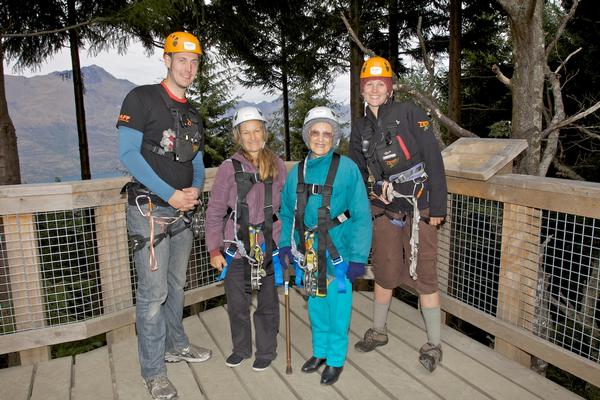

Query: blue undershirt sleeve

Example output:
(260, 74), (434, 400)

(191, 151), (205, 190)
(118, 126), (176, 202)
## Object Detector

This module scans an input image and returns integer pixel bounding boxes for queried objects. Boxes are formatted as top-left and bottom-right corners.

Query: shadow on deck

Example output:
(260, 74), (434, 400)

(0, 290), (580, 400)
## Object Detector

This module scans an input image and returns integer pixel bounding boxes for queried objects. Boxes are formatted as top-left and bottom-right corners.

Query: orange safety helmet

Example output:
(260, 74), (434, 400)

(164, 31), (202, 55)
(360, 56), (393, 79)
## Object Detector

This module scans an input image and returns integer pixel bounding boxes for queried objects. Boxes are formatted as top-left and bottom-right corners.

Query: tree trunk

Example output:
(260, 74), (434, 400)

(448, 0), (462, 127)
(0, 46), (21, 185)
(68, 0), (91, 180)
(350, 0), (363, 123)
(387, 0), (399, 74)
(499, 0), (545, 175)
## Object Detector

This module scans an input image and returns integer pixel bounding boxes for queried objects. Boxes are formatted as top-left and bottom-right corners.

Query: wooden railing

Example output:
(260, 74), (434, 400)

(0, 164), (598, 388)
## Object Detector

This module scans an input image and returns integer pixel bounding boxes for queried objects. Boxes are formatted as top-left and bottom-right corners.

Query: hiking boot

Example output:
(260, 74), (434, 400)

(144, 375), (178, 400)
(354, 328), (388, 352)
(252, 358), (271, 372)
(165, 343), (212, 363)
(225, 353), (246, 367)
(419, 342), (443, 372)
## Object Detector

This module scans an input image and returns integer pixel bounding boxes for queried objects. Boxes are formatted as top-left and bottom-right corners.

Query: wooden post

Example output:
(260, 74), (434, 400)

(4, 214), (50, 364)
(95, 204), (135, 343)
(437, 194), (452, 297)
(495, 204), (541, 367)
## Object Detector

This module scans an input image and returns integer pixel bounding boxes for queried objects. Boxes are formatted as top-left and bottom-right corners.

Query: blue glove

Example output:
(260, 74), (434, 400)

(347, 262), (365, 283)
(278, 246), (292, 270)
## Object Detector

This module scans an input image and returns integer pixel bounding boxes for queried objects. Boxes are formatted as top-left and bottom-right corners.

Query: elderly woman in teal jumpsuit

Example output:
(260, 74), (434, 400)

(278, 106), (372, 385)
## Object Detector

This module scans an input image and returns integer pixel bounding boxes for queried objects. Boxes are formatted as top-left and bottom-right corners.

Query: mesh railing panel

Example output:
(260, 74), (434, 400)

(536, 211), (600, 363)
(442, 194), (503, 316)
(0, 190), (218, 336)
(438, 193), (600, 364)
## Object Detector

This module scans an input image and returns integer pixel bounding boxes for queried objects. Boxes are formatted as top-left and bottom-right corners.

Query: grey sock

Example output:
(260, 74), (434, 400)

(421, 306), (441, 345)
(373, 301), (390, 333)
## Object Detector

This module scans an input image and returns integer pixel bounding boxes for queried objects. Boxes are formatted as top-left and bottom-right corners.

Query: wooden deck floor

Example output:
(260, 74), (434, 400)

(0, 290), (582, 400)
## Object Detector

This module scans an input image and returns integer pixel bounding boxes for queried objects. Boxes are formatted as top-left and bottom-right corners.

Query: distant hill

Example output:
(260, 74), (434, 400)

(6, 66), (136, 183)
(6, 66), (348, 183)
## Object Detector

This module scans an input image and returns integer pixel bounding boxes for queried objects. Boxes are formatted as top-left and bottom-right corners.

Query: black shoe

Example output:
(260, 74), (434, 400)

(320, 365), (343, 385)
(301, 356), (326, 373)
(252, 358), (271, 372)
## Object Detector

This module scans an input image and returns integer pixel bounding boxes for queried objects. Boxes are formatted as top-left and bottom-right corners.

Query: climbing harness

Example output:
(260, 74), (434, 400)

(383, 170), (429, 280)
(216, 159), (282, 290)
(291, 153), (350, 297)
(130, 194), (187, 271)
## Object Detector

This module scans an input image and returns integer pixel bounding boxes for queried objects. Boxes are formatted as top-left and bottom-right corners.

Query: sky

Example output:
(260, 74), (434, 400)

(3, 41), (351, 104)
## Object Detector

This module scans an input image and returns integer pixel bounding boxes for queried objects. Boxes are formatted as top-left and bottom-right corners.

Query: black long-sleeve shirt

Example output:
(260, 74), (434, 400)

(349, 100), (447, 218)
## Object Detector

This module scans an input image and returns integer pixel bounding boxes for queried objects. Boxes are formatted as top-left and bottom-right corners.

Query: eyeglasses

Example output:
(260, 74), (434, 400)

(309, 130), (333, 139)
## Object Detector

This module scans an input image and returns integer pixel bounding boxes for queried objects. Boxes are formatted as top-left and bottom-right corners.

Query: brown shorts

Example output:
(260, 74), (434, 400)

(371, 205), (439, 294)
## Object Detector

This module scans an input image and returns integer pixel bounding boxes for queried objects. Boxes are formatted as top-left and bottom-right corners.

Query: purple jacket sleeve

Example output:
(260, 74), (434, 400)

(204, 161), (234, 253)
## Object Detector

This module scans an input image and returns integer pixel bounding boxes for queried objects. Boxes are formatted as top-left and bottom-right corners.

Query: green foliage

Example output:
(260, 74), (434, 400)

(187, 57), (240, 168)
(270, 82), (341, 161)
(51, 334), (106, 358)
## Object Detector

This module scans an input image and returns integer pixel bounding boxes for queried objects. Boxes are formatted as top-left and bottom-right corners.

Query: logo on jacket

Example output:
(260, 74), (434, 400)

(118, 114), (131, 123)
(417, 120), (430, 130)
(382, 151), (399, 168)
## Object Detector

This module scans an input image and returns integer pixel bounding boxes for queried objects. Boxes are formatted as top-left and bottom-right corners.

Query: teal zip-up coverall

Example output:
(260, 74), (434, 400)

(279, 150), (372, 367)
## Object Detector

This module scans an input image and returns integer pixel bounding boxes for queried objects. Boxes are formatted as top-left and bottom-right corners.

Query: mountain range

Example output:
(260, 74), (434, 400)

(5, 65), (347, 183)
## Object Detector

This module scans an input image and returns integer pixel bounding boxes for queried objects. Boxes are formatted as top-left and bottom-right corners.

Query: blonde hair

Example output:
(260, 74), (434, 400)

(233, 122), (279, 181)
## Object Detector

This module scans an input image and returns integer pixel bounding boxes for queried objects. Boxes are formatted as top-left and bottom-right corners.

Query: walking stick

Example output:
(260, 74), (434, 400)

(284, 267), (292, 374)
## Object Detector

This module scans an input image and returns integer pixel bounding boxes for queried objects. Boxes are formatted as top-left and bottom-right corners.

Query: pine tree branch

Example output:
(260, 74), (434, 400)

(340, 12), (478, 139)
(1, 17), (112, 38)
(395, 83), (478, 138)
(551, 159), (585, 180)
(545, 0), (580, 59)
(541, 101), (600, 138)
(340, 12), (375, 57)
(554, 47), (581, 75)
(492, 64), (512, 89)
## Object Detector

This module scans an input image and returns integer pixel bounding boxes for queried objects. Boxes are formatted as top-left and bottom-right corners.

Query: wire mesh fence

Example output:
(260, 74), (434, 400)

(0, 189), (218, 336)
(439, 193), (600, 364)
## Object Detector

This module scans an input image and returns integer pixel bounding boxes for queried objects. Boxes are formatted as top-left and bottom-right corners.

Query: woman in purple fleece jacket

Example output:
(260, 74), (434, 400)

(204, 106), (287, 372)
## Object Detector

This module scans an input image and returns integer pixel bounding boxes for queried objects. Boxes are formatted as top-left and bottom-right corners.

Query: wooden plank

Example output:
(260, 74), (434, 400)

(358, 292), (545, 400)
(446, 174), (600, 219)
(441, 294), (599, 390)
(95, 203), (133, 314)
(199, 304), (297, 400)
(166, 358), (204, 399)
(436, 194), (452, 294)
(285, 288), (416, 400)
(441, 138), (526, 181)
(72, 346), (113, 400)
(3, 214), (49, 364)
(30, 356), (72, 400)
(496, 204), (541, 366)
(432, 309), (584, 400)
(183, 313), (250, 400)
(350, 291), (489, 400)
(0, 363), (33, 400)
(111, 335), (151, 400)
(0, 284), (221, 354)
(272, 294), (346, 400)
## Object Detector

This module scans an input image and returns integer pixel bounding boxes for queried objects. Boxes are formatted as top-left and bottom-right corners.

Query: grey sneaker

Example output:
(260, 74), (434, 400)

(419, 342), (443, 372)
(354, 328), (389, 352)
(165, 343), (212, 363)
(144, 375), (178, 400)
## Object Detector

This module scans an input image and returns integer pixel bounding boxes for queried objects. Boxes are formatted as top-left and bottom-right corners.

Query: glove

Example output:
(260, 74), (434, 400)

(278, 246), (293, 270)
(347, 262), (365, 283)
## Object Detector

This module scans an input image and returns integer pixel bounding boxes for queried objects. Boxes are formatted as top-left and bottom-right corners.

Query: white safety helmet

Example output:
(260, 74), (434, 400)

(302, 106), (342, 148)
(232, 106), (267, 128)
